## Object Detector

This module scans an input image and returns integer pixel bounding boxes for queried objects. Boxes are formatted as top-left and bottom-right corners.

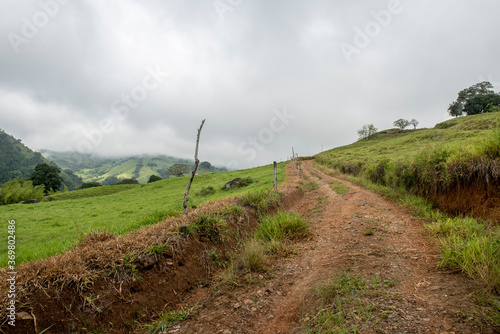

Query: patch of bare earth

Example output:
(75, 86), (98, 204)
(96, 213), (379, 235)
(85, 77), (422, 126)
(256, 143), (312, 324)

(175, 160), (494, 334)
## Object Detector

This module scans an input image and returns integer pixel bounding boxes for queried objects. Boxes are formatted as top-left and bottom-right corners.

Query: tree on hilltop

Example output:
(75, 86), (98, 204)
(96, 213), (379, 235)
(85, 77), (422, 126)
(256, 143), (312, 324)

(357, 124), (378, 140)
(409, 119), (419, 130)
(393, 119), (410, 130)
(448, 81), (500, 116)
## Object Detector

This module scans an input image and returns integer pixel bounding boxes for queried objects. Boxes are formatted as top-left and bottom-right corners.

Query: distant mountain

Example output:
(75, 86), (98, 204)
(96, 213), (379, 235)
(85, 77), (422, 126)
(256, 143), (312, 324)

(0, 131), (83, 190)
(0, 130), (48, 184)
(40, 150), (198, 184)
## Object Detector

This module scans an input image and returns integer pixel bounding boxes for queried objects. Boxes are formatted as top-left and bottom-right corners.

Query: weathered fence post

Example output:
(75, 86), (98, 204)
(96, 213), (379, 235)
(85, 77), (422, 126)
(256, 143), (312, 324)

(298, 161), (301, 179)
(273, 161), (278, 191)
(183, 119), (206, 216)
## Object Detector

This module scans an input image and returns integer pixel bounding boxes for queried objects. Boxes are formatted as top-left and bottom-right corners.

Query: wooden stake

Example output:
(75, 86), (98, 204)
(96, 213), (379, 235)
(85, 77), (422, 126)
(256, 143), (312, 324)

(183, 119), (206, 216)
(273, 161), (278, 191)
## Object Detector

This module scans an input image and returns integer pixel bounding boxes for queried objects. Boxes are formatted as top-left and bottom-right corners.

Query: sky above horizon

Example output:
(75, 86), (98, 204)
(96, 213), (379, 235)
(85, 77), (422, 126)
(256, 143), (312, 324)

(1, 0), (499, 169)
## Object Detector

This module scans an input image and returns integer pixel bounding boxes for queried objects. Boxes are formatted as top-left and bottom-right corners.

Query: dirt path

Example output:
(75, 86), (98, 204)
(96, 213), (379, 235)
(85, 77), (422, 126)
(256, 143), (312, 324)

(174, 160), (488, 334)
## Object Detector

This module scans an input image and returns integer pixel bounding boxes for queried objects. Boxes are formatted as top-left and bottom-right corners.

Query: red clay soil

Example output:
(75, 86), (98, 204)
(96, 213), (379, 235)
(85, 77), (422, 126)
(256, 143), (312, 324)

(173, 161), (496, 334)
(431, 181), (500, 223)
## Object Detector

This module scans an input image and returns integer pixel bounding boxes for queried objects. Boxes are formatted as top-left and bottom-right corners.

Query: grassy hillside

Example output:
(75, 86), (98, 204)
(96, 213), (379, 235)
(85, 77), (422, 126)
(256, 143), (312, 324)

(316, 112), (500, 221)
(41, 151), (223, 184)
(317, 113), (499, 173)
(0, 131), (48, 184)
(0, 163), (285, 266)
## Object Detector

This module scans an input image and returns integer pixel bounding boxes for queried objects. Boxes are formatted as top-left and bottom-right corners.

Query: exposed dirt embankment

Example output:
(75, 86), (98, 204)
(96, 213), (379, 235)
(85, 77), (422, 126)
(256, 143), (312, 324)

(431, 181), (500, 223)
(0, 188), (304, 334)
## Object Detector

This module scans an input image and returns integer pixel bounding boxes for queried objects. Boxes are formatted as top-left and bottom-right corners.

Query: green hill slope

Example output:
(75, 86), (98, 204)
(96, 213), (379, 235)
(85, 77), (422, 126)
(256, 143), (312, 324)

(0, 131), (82, 190)
(0, 131), (48, 184)
(0, 163), (285, 266)
(315, 113), (500, 220)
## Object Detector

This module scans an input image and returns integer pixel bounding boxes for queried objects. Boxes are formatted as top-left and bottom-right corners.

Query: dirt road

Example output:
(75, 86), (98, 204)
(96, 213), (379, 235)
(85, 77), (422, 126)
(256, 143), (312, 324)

(175, 160), (489, 333)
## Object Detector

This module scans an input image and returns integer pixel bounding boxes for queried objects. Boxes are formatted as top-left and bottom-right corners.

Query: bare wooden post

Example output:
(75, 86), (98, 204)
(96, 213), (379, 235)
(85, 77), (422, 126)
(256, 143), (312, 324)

(291, 147), (295, 171)
(273, 161), (278, 191)
(183, 119), (206, 216)
(298, 162), (301, 179)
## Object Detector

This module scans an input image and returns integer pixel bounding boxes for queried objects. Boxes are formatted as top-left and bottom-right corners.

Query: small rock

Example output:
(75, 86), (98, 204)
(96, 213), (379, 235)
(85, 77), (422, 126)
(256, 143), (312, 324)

(233, 303), (240, 309)
(16, 311), (33, 320)
(243, 299), (253, 305)
(268, 314), (274, 319)
(251, 307), (257, 312)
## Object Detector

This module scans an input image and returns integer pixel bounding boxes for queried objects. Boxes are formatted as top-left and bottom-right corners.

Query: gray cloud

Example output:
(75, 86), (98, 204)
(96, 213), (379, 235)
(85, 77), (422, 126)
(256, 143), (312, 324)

(1, 0), (499, 169)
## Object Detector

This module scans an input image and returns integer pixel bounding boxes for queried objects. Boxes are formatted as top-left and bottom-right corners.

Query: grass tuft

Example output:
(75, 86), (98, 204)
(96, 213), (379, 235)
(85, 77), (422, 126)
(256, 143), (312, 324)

(328, 180), (350, 195)
(241, 239), (267, 272)
(256, 211), (309, 242)
(237, 189), (282, 217)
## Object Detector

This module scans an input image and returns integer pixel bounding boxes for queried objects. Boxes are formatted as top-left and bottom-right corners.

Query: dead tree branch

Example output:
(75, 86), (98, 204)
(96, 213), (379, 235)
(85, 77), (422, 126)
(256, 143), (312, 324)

(183, 119), (206, 216)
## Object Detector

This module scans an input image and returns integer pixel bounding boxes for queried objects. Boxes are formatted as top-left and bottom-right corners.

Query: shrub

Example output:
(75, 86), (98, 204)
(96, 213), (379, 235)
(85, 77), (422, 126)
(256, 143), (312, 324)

(80, 182), (102, 189)
(197, 186), (216, 197)
(147, 175), (162, 183)
(193, 214), (228, 243)
(116, 178), (139, 185)
(0, 179), (44, 205)
(222, 177), (255, 190)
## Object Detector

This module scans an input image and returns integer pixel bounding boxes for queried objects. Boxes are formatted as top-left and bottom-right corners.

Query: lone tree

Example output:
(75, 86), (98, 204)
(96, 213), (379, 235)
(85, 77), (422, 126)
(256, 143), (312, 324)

(448, 81), (500, 116)
(357, 124), (378, 140)
(393, 119), (410, 130)
(147, 175), (162, 183)
(168, 164), (190, 177)
(30, 163), (64, 194)
(409, 119), (419, 130)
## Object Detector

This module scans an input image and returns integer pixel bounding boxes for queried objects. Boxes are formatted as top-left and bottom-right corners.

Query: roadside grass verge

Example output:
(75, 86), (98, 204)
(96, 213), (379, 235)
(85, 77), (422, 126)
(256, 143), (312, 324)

(315, 163), (500, 326)
(0, 163), (286, 267)
(303, 270), (396, 333)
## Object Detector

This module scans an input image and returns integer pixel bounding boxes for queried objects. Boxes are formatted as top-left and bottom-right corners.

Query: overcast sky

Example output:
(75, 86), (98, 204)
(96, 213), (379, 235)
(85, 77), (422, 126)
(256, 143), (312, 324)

(0, 0), (499, 169)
